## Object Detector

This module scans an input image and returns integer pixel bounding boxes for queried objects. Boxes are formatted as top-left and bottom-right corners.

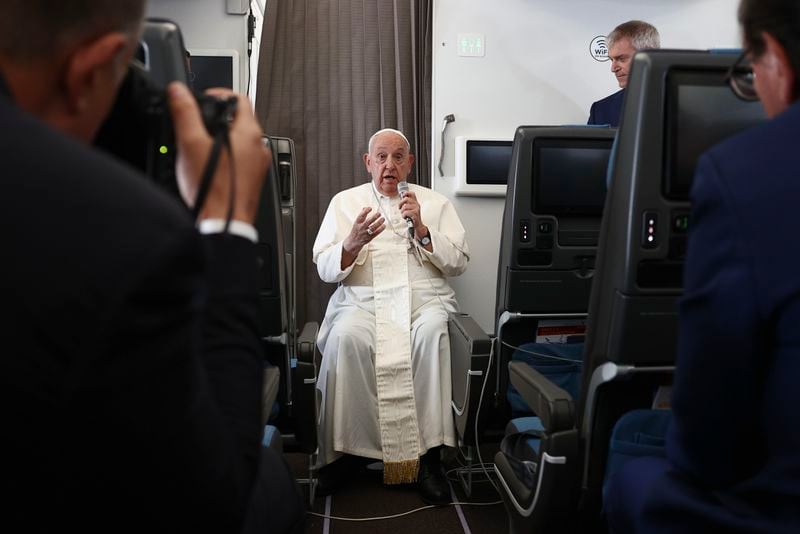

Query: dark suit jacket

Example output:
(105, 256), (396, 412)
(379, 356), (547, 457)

(605, 101), (800, 533)
(0, 75), (303, 532)
(588, 89), (625, 127)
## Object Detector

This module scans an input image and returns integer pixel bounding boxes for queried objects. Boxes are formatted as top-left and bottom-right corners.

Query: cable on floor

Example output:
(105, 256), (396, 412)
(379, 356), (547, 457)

(307, 499), (502, 522)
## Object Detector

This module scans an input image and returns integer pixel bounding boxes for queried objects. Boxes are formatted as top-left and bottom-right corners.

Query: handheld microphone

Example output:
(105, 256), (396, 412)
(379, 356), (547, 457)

(397, 181), (415, 237)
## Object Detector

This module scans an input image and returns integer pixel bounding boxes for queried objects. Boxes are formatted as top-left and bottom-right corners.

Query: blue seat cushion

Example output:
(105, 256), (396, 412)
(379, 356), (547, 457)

(262, 424), (283, 453)
(506, 416), (544, 458)
(506, 416), (545, 435)
(500, 417), (545, 490)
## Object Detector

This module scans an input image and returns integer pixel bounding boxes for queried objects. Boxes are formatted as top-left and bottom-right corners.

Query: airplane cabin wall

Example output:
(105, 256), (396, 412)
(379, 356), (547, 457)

(145, 0), (252, 95)
(432, 0), (742, 333)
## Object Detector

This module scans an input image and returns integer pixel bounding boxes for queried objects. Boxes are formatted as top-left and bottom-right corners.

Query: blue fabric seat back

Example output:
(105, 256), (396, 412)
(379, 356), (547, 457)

(505, 417), (545, 457)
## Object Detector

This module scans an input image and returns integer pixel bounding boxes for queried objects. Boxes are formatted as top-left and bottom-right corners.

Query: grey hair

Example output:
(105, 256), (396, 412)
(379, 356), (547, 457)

(607, 20), (661, 51)
(368, 128), (411, 154)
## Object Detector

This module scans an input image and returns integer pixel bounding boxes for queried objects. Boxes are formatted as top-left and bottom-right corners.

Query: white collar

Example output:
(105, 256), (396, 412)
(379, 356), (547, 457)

(369, 180), (401, 201)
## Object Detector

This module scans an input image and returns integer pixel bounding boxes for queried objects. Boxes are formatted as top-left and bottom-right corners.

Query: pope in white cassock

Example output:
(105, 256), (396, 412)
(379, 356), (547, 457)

(312, 128), (469, 504)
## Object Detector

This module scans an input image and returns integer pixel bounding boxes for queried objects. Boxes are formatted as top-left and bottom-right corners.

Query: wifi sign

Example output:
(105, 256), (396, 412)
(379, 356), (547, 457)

(590, 36), (610, 62)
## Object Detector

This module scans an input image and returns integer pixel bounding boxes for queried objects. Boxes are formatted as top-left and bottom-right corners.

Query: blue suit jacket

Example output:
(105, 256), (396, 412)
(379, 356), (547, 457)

(605, 101), (800, 533)
(588, 89), (625, 127)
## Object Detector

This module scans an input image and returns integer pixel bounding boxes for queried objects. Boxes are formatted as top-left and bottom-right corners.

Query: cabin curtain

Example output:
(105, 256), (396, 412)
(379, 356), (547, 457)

(255, 0), (433, 326)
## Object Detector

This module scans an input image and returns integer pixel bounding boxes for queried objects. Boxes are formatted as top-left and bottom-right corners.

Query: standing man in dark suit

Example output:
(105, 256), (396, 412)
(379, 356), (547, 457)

(0, 1), (303, 532)
(588, 20), (660, 127)
(604, 1), (800, 532)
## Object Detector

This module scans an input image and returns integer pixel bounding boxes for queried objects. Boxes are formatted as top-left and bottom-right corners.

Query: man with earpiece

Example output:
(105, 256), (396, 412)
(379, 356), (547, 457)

(312, 128), (470, 505)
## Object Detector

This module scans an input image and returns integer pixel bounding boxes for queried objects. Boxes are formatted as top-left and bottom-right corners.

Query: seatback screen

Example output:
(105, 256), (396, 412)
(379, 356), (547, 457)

(663, 69), (767, 200)
(190, 55), (235, 92)
(532, 138), (612, 216)
(466, 140), (513, 185)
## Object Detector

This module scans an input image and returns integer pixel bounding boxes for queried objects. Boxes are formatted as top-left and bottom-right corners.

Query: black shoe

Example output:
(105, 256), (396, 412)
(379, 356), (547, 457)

(418, 456), (451, 505)
(316, 455), (360, 497)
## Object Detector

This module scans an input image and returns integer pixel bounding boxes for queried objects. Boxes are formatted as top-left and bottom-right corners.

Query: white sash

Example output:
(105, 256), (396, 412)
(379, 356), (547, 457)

(371, 244), (420, 484)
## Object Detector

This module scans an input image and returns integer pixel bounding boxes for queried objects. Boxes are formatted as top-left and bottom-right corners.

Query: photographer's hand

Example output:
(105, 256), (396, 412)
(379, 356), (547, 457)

(167, 82), (270, 224)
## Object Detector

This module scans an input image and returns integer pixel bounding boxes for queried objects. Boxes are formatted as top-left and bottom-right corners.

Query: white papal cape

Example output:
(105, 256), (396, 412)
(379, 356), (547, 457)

(313, 181), (469, 482)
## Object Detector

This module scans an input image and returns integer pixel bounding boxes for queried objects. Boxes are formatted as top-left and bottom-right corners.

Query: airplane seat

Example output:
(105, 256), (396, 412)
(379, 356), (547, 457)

(256, 137), (290, 424)
(292, 321), (320, 504)
(448, 125), (615, 496)
(493, 49), (767, 534)
(492, 125), (616, 419)
(259, 136), (321, 503)
(463, 125), (613, 532)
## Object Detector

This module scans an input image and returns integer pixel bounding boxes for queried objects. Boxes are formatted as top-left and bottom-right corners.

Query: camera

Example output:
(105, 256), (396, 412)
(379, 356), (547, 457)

(94, 19), (236, 202)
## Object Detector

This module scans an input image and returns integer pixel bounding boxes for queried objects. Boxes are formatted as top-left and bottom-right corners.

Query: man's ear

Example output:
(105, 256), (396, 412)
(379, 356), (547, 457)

(62, 32), (129, 114)
(407, 153), (415, 168)
(363, 153), (371, 171)
(762, 31), (796, 108)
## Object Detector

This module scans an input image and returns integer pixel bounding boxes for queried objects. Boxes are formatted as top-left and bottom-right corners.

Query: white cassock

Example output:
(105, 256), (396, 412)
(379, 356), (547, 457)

(313, 181), (469, 482)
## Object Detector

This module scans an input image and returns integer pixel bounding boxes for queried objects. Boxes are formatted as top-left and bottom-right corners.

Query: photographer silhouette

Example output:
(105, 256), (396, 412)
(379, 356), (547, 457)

(0, 3), (304, 533)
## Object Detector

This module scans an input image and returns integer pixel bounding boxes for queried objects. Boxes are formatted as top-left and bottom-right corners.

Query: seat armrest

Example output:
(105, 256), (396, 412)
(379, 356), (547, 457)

(509, 360), (575, 432)
(297, 321), (319, 364)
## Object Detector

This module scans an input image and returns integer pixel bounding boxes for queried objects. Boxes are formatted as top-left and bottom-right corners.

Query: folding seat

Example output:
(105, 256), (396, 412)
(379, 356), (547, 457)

(448, 312), (493, 494)
(491, 49), (767, 533)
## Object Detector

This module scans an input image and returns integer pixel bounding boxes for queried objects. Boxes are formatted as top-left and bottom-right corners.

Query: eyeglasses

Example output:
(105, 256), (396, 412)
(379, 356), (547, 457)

(725, 50), (759, 102)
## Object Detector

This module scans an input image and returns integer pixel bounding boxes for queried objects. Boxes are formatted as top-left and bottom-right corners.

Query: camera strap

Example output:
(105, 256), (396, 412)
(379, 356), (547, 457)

(191, 128), (234, 227)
